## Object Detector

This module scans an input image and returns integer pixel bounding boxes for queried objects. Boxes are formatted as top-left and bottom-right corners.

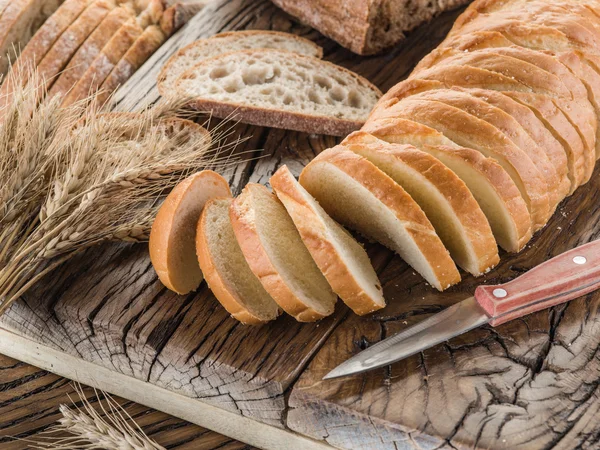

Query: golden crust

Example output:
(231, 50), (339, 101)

(300, 147), (461, 291)
(270, 165), (384, 315)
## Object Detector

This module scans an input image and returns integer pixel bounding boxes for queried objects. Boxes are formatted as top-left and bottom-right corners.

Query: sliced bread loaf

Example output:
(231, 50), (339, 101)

(361, 117), (532, 253)
(270, 165), (385, 315)
(343, 131), (499, 276)
(176, 49), (382, 136)
(158, 30), (324, 97)
(299, 147), (460, 291)
(47, 5), (133, 100)
(149, 170), (231, 295)
(197, 198), (281, 325)
(229, 183), (337, 322)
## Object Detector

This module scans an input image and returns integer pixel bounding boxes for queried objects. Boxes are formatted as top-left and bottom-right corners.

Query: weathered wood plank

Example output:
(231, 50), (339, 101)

(288, 162), (600, 449)
(0, 353), (254, 450)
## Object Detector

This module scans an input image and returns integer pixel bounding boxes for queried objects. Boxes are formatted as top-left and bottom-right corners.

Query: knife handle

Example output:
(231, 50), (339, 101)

(475, 240), (600, 326)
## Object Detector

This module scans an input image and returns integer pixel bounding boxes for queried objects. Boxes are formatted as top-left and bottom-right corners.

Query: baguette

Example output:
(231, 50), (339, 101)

(197, 198), (281, 325)
(369, 96), (552, 230)
(343, 131), (499, 276)
(230, 183), (337, 322)
(97, 25), (166, 105)
(149, 170), (231, 295)
(361, 117), (532, 253)
(61, 18), (143, 106)
(159, 1), (206, 36)
(47, 6), (133, 100)
(300, 147), (460, 291)
(176, 49), (382, 136)
(270, 165), (385, 315)
(158, 30), (323, 97)
(36, 0), (115, 92)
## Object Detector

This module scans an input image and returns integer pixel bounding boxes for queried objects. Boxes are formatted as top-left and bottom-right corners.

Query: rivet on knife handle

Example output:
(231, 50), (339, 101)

(475, 240), (600, 327)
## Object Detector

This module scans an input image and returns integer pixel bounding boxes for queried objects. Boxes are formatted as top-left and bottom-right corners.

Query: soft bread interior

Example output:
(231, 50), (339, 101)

(166, 174), (230, 293)
(345, 139), (498, 275)
(200, 199), (279, 321)
(248, 185), (337, 316)
(300, 161), (448, 290)
(274, 168), (384, 312)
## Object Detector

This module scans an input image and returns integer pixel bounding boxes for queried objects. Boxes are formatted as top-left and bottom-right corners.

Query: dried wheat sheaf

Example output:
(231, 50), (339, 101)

(0, 69), (240, 315)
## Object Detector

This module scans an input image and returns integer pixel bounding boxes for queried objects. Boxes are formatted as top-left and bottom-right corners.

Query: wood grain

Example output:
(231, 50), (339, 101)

(0, 353), (254, 449)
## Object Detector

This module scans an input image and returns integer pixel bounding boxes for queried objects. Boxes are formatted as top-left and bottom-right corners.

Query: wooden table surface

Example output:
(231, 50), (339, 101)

(0, 353), (254, 449)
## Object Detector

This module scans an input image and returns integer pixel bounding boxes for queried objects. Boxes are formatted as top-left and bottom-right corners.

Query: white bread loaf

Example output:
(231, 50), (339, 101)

(230, 183), (337, 322)
(196, 198), (280, 325)
(270, 165), (385, 315)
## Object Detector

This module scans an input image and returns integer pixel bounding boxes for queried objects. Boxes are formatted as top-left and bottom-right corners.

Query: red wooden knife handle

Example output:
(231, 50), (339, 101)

(475, 240), (600, 326)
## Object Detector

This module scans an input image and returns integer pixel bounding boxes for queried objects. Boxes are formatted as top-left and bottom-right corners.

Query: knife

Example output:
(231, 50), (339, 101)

(324, 239), (600, 380)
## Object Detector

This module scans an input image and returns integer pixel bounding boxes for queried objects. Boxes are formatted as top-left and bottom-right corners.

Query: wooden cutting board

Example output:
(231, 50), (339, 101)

(1, 0), (599, 449)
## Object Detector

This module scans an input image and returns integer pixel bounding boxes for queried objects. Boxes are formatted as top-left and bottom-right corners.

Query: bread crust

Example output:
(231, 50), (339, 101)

(48, 6), (133, 100)
(300, 147), (461, 291)
(196, 198), (277, 325)
(157, 31), (323, 97)
(361, 117), (532, 252)
(230, 184), (335, 322)
(177, 49), (381, 136)
(98, 25), (166, 105)
(343, 131), (499, 276)
(149, 169), (231, 295)
(270, 165), (384, 315)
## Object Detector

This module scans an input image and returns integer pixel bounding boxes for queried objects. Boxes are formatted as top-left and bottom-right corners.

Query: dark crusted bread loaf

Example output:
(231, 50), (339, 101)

(270, 0), (471, 55)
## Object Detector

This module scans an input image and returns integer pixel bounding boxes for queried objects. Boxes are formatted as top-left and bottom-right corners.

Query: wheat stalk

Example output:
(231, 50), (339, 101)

(19, 383), (165, 450)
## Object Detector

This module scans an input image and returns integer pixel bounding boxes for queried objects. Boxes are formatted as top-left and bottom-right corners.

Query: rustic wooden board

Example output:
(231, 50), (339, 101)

(3, 0), (596, 449)
(0, 353), (254, 449)
(288, 167), (600, 449)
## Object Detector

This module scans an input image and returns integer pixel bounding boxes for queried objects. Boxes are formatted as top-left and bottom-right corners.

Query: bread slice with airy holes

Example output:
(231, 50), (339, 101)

(343, 131), (499, 276)
(149, 170), (232, 295)
(176, 49), (382, 136)
(158, 30), (324, 97)
(196, 198), (281, 325)
(230, 183), (337, 322)
(299, 147), (460, 291)
(270, 165), (385, 315)
(362, 117), (532, 253)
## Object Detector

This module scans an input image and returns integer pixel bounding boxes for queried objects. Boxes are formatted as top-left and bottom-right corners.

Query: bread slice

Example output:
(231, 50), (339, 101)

(0, 0), (89, 115)
(158, 30), (324, 96)
(361, 117), (533, 253)
(0, 0), (63, 74)
(370, 96), (552, 230)
(47, 6), (133, 100)
(61, 19), (143, 106)
(299, 147), (460, 290)
(343, 131), (499, 276)
(149, 170), (232, 295)
(97, 25), (166, 105)
(270, 165), (385, 315)
(36, 0), (115, 92)
(176, 49), (382, 136)
(230, 183), (337, 322)
(196, 198), (280, 325)
(159, 1), (205, 36)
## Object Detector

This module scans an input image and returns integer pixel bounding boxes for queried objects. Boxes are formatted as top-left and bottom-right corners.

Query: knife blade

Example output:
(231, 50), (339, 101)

(324, 239), (600, 380)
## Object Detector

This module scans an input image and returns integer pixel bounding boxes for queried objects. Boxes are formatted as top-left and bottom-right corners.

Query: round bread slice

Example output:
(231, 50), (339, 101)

(229, 183), (337, 322)
(343, 131), (499, 276)
(196, 198), (280, 325)
(362, 117), (532, 253)
(158, 30), (324, 97)
(270, 165), (385, 315)
(149, 170), (232, 295)
(299, 147), (461, 291)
